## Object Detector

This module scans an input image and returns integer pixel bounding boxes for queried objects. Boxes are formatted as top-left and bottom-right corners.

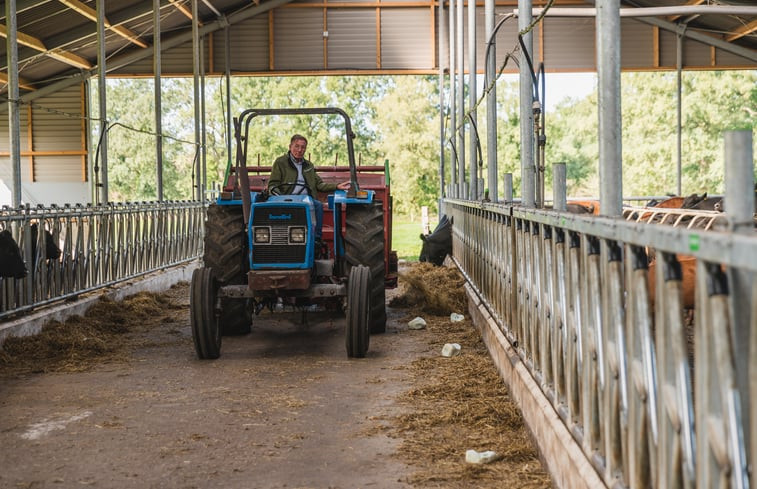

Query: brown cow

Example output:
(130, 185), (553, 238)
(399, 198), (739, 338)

(647, 254), (696, 310)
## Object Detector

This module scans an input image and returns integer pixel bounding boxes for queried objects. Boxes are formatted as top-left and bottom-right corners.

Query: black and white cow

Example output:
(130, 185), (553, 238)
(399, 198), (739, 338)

(0, 229), (27, 279)
(419, 215), (452, 266)
(31, 223), (61, 261)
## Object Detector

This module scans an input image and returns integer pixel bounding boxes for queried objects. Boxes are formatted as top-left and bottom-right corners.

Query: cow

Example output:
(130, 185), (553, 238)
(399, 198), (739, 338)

(565, 203), (595, 214)
(420, 215), (452, 266)
(567, 199), (600, 215)
(31, 223), (61, 261)
(0, 229), (27, 279)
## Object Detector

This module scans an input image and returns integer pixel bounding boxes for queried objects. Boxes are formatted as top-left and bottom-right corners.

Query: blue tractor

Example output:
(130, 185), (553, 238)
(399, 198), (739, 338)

(190, 108), (393, 359)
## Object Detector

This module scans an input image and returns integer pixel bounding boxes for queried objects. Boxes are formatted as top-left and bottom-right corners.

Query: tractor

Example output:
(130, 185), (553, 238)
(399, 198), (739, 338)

(190, 108), (397, 359)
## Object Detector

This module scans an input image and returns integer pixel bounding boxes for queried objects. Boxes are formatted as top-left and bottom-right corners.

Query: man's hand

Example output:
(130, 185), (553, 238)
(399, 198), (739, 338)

(337, 181), (350, 190)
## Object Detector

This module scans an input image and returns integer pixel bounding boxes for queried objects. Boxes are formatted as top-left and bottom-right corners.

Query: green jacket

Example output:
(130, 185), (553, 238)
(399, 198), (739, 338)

(268, 153), (338, 196)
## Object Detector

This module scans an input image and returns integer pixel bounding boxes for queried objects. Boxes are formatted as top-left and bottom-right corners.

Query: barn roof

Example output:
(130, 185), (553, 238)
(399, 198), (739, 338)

(1, 0), (755, 97)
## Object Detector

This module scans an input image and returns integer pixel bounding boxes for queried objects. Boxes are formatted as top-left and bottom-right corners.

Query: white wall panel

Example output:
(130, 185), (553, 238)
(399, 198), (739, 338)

(621, 19), (654, 69)
(380, 8), (433, 70)
(0, 85), (87, 204)
(543, 18), (595, 71)
(220, 16), (270, 72)
(274, 9), (324, 70)
(327, 9), (377, 70)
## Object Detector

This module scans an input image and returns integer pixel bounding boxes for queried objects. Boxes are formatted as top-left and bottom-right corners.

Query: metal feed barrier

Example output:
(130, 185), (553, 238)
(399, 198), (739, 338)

(0, 201), (205, 320)
(446, 197), (757, 489)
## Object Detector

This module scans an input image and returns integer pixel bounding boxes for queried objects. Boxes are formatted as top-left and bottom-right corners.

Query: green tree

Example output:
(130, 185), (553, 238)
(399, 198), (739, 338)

(373, 76), (441, 216)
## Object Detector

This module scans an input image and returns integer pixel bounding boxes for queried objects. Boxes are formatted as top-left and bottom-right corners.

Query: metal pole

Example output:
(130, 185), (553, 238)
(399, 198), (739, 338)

(553, 162), (566, 211)
(468, 0), (477, 200)
(503, 172), (513, 203)
(596, 0), (622, 217)
(192, 0), (201, 201)
(97, 0), (108, 204)
(449, 0), (457, 197)
(456, 0), (465, 199)
(200, 35), (207, 200)
(5, 0), (21, 207)
(225, 26), (232, 173)
(676, 29), (683, 197)
(153, 0), (163, 202)
(518, 0), (534, 207)
(724, 130), (754, 468)
(439, 0), (446, 200)
(485, 0), (497, 203)
(84, 81), (95, 203)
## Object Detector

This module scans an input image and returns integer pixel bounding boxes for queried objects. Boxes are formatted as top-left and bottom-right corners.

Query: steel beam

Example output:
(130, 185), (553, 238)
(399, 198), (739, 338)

(724, 131), (755, 471)
(154, 0), (163, 201)
(485, 0), (497, 202)
(97, 0), (108, 204)
(225, 25), (232, 172)
(519, 0), (534, 208)
(597, 0), (622, 217)
(468, 0), (477, 200)
(456, 0), (465, 199)
(438, 0), (446, 199)
(192, 0), (201, 200)
(449, 0), (456, 196)
(5, 0), (21, 207)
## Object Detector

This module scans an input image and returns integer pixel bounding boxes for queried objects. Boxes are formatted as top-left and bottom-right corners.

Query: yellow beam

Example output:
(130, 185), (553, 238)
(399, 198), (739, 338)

(726, 19), (757, 42)
(0, 72), (35, 91)
(57, 0), (148, 48)
(48, 49), (93, 70)
(169, 0), (198, 24)
(0, 25), (92, 69)
(0, 24), (45, 51)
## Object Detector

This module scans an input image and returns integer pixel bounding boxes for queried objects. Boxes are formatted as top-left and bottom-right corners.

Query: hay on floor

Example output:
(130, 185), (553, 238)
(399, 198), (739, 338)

(387, 262), (552, 488)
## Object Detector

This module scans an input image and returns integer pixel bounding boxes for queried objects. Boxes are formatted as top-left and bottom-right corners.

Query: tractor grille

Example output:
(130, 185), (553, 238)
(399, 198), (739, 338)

(251, 206), (308, 265)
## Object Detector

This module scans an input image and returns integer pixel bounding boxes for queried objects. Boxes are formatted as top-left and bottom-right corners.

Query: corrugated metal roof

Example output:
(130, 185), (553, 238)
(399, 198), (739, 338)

(0, 0), (754, 98)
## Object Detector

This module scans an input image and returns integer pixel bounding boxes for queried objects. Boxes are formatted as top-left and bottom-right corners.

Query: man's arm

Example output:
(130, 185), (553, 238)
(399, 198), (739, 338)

(313, 171), (338, 194)
(268, 157), (285, 193)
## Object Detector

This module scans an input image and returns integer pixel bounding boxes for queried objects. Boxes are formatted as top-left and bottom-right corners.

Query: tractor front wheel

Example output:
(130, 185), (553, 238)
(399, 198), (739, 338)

(203, 204), (252, 335)
(346, 265), (370, 358)
(344, 202), (386, 334)
(190, 267), (222, 359)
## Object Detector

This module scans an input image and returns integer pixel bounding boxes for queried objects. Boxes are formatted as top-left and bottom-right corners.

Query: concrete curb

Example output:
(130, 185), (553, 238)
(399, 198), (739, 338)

(0, 261), (199, 347)
(465, 282), (606, 489)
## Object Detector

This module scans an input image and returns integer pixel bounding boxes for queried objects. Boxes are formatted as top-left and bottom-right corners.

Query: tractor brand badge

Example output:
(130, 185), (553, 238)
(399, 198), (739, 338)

(269, 213), (292, 220)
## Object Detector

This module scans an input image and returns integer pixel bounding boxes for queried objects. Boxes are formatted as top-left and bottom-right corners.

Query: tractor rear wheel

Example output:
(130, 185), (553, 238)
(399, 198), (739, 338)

(346, 265), (370, 358)
(203, 204), (251, 335)
(344, 202), (386, 334)
(190, 267), (221, 359)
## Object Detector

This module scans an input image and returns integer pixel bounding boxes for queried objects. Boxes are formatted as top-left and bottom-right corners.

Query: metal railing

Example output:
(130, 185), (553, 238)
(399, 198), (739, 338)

(446, 198), (757, 488)
(0, 201), (205, 320)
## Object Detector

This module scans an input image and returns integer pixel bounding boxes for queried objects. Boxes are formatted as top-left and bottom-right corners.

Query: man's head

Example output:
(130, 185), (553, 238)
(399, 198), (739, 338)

(289, 134), (308, 161)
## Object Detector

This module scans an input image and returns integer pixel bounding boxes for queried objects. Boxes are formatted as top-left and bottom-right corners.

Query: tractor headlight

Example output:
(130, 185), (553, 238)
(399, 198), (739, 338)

(289, 226), (306, 243)
(253, 227), (271, 244)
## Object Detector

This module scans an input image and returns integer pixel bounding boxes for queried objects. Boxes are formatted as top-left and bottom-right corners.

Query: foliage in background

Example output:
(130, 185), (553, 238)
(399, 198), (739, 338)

(375, 76), (441, 217)
(100, 71), (755, 207)
(542, 70), (756, 197)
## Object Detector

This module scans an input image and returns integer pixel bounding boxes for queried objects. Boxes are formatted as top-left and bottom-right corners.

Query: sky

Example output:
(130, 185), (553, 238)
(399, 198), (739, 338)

(474, 72), (597, 112)
(543, 72), (597, 111)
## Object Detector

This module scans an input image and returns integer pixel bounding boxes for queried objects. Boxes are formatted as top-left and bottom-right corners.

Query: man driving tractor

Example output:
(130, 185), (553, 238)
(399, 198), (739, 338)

(268, 134), (350, 241)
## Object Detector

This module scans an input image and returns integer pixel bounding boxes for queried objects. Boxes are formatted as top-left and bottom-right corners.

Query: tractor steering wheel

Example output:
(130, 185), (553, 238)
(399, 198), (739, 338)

(269, 182), (310, 197)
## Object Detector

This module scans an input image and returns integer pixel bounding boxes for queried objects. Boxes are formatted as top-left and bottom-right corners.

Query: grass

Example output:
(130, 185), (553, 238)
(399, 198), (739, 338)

(391, 219), (431, 261)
